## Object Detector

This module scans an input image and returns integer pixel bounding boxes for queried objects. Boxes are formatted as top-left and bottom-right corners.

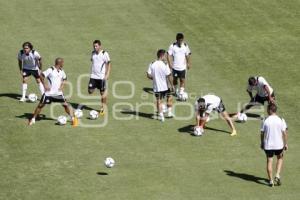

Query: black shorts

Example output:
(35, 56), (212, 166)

(155, 89), (171, 99)
(172, 69), (186, 79)
(215, 100), (226, 113)
(254, 93), (275, 105)
(88, 78), (106, 92)
(40, 94), (66, 104)
(22, 69), (40, 79)
(264, 149), (283, 158)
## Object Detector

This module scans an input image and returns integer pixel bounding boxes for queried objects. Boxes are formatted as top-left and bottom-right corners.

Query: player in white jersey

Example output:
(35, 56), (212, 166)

(195, 94), (237, 136)
(17, 42), (44, 102)
(147, 49), (174, 122)
(260, 104), (288, 187)
(28, 58), (78, 126)
(167, 33), (191, 96)
(239, 76), (275, 114)
(88, 40), (111, 115)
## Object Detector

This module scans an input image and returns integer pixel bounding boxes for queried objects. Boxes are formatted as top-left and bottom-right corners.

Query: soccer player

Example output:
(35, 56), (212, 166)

(239, 76), (275, 114)
(147, 49), (174, 122)
(167, 33), (191, 96)
(18, 42), (44, 102)
(28, 58), (78, 126)
(260, 103), (288, 187)
(195, 94), (237, 136)
(88, 40), (111, 115)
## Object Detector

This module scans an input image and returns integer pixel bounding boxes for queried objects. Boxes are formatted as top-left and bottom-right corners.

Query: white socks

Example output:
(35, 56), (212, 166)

(22, 83), (27, 99)
(38, 82), (45, 94)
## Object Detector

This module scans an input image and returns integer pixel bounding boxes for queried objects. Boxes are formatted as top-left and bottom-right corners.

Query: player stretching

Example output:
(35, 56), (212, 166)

(28, 58), (78, 126)
(18, 42), (44, 102)
(239, 76), (275, 114)
(195, 94), (237, 136)
(167, 33), (191, 96)
(88, 40), (111, 115)
(147, 49), (174, 122)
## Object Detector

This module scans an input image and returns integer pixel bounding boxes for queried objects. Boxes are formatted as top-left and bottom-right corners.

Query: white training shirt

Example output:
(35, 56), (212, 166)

(147, 60), (171, 92)
(43, 67), (67, 96)
(195, 94), (221, 114)
(90, 50), (110, 80)
(247, 76), (273, 97)
(17, 50), (41, 70)
(167, 43), (191, 71)
(261, 115), (287, 150)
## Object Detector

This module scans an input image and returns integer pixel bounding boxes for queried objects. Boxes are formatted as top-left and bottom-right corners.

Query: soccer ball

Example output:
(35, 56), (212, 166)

(193, 127), (203, 136)
(74, 109), (83, 118)
(57, 115), (67, 125)
(89, 110), (99, 120)
(162, 103), (167, 113)
(237, 113), (248, 122)
(28, 93), (38, 102)
(178, 92), (188, 101)
(104, 157), (115, 168)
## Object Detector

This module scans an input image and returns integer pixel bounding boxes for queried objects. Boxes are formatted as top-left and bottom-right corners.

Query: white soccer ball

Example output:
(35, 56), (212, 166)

(89, 110), (99, 120)
(57, 115), (67, 125)
(28, 93), (38, 102)
(179, 92), (188, 101)
(237, 113), (248, 122)
(104, 157), (115, 168)
(162, 103), (167, 113)
(74, 109), (83, 118)
(193, 127), (203, 136)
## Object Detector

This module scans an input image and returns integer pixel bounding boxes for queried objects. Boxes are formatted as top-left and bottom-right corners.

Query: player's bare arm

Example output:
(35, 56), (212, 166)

(247, 90), (254, 101)
(167, 53), (173, 69)
(146, 73), (153, 80)
(283, 130), (288, 150)
(104, 61), (111, 80)
(186, 55), (191, 69)
(260, 131), (264, 149)
(40, 73), (49, 91)
(18, 59), (22, 75)
(264, 85), (275, 103)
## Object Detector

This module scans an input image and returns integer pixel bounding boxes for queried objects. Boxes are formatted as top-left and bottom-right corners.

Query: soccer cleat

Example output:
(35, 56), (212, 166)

(99, 108), (105, 116)
(167, 112), (174, 118)
(28, 118), (35, 126)
(19, 97), (26, 102)
(230, 130), (237, 136)
(269, 180), (274, 187)
(72, 117), (78, 127)
(274, 176), (281, 186)
(158, 113), (165, 122)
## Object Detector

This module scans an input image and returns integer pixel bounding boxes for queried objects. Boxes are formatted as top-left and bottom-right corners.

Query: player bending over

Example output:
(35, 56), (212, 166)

(28, 58), (78, 126)
(18, 42), (44, 102)
(239, 76), (275, 114)
(195, 94), (237, 136)
(167, 33), (191, 96)
(147, 49), (174, 122)
(88, 40), (111, 115)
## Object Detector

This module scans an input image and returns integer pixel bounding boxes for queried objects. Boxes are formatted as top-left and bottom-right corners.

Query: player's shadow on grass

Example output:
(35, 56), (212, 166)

(16, 113), (55, 121)
(96, 172), (108, 176)
(142, 87), (153, 94)
(69, 102), (95, 111)
(0, 93), (21, 100)
(224, 170), (269, 186)
(120, 109), (154, 119)
(178, 124), (231, 135)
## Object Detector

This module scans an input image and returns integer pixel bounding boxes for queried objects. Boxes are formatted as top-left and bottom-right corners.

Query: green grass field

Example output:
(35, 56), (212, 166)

(0, 0), (299, 199)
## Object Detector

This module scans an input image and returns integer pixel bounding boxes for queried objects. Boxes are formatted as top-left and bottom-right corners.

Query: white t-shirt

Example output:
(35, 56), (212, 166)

(195, 95), (221, 114)
(261, 115), (287, 150)
(17, 50), (41, 70)
(43, 67), (67, 96)
(247, 76), (273, 97)
(147, 60), (171, 92)
(90, 50), (110, 79)
(168, 42), (191, 71)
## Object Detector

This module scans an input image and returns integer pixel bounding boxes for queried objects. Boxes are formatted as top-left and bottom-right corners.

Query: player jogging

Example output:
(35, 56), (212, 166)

(28, 58), (78, 126)
(147, 49), (174, 122)
(260, 103), (288, 187)
(88, 40), (111, 115)
(167, 33), (191, 96)
(239, 76), (275, 114)
(195, 94), (237, 136)
(18, 42), (44, 102)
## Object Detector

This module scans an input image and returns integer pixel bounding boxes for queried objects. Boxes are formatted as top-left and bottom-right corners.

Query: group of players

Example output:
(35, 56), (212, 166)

(18, 33), (288, 187)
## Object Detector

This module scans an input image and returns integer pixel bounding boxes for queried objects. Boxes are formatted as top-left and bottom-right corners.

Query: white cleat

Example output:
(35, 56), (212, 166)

(19, 97), (27, 102)
(28, 118), (35, 126)
(167, 112), (174, 118)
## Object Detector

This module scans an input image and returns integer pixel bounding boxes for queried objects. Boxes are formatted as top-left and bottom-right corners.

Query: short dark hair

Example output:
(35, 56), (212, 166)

(267, 103), (277, 113)
(197, 98), (206, 109)
(176, 33), (184, 40)
(248, 77), (256, 86)
(157, 49), (166, 58)
(22, 42), (33, 50)
(93, 40), (101, 45)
